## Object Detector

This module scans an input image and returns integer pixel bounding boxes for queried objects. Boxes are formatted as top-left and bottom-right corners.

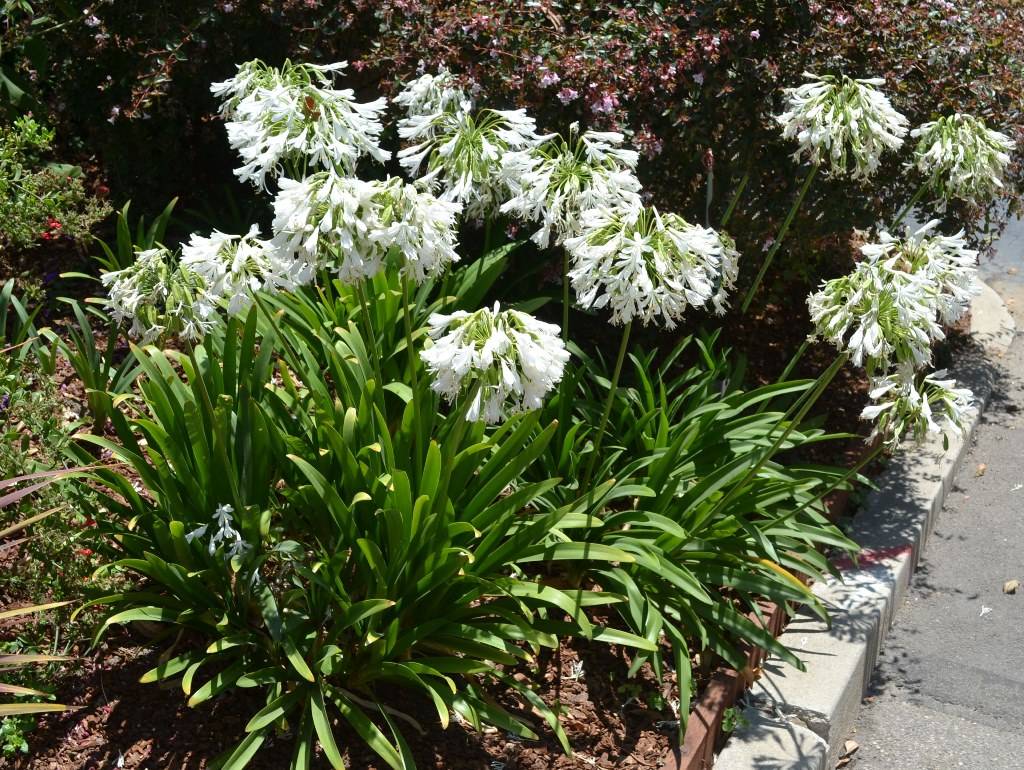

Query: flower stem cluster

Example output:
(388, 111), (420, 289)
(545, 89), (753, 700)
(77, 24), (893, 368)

(101, 246), (216, 343)
(270, 173), (461, 285)
(862, 368), (974, 450)
(398, 107), (543, 220)
(185, 504), (251, 559)
(809, 219), (981, 447)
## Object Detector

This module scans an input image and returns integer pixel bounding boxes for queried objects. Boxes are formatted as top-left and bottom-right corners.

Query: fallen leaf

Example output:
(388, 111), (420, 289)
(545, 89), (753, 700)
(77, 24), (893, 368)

(975, 463), (988, 477)
(1004, 579), (1020, 594)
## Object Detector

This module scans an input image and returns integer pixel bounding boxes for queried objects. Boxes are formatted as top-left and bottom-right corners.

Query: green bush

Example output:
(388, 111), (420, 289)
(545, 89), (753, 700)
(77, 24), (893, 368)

(71, 305), (654, 767)
(0, 116), (109, 254)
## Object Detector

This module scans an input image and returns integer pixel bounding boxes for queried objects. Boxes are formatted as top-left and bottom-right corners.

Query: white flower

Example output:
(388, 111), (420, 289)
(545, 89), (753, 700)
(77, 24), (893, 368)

(420, 303), (570, 423)
(181, 225), (308, 315)
(776, 73), (908, 178)
(187, 503), (251, 558)
(211, 60), (390, 188)
(807, 257), (941, 374)
(499, 122), (643, 248)
(861, 367), (974, 449)
(398, 107), (543, 219)
(910, 113), (1015, 209)
(860, 220), (979, 325)
(564, 207), (734, 328)
(394, 69), (473, 124)
(271, 173), (461, 284)
(101, 247), (217, 343)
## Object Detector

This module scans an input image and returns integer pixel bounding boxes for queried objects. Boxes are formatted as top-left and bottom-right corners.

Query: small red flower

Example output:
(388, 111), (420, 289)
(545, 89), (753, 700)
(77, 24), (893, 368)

(76, 548), (94, 557)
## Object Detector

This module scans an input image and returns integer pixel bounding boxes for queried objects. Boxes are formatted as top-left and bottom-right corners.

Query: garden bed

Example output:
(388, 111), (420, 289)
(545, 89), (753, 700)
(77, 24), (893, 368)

(19, 632), (679, 770)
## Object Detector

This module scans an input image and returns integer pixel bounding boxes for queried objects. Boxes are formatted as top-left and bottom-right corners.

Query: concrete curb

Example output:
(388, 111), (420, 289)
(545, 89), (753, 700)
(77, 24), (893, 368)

(715, 281), (1016, 770)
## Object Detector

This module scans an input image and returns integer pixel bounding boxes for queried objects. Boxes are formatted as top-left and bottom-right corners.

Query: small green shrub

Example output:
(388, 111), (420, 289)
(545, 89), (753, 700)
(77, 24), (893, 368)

(0, 116), (109, 253)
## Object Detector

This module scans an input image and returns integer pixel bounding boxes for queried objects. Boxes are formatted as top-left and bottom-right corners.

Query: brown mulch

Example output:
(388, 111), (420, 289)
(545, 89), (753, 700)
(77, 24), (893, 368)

(12, 635), (676, 770)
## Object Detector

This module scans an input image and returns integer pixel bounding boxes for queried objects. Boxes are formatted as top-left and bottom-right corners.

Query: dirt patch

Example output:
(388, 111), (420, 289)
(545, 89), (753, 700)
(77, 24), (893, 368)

(12, 634), (678, 770)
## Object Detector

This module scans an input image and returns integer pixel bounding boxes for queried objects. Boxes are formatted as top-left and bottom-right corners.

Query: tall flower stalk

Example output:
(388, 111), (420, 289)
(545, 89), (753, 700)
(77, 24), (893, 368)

(743, 73), (908, 312)
(567, 205), (737, 484)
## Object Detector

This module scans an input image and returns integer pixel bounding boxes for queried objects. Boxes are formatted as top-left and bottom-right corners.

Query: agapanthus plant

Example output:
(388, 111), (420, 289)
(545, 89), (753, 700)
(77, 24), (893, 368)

(776, 73), (909, 179)
(398, 107), (542, 219)
(807, 257), (940, 374)
(181, 225), (304, 316)
(910, 113), (1015, 210)
(420, 303), (569, 423)
(394, 69), (474, 125)
(565, 206), (733, 329)
(271, 172), (461, 284)
(860, 220), (980, 324)
(862, 367), (974, 450)
(500, 122), (643, 248)
(211, 60), (390, 188)
(184, 504), (251, 559)
(743, 71), (907, 312)
(101, 246), (215, 342)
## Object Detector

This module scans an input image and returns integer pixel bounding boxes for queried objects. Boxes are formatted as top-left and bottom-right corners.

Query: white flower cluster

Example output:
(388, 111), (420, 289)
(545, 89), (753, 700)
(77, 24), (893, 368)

(809, 220), (980, 448)
(500, 122), (643, 248)
(185, 504), (250, 559)
(211, 60), (389, 188)
(394, 69), (473, 124)
(809, 220), (980, 373)
(271, 173), (461, 284)
(101, 246), (216, 343)
(420, 303), (570, 423)
(776, 73), (908, 179)
(398, 107), (543, 219)
(910, 113), (1015, 209)
(565, 207), (736, 328)
(181, 225), (305, 316)
(807, 258), (938, 372)
(862, 368), (974, 449)
(860, 220), (980, 325)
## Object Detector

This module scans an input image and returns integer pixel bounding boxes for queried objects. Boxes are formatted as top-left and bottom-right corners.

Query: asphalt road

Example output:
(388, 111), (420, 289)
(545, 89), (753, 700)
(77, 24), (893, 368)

(848, 216), (1024, 769)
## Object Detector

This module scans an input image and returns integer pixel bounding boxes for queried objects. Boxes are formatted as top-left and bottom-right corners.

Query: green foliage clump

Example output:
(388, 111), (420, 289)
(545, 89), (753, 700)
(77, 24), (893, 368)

(0, 116), (109, 253)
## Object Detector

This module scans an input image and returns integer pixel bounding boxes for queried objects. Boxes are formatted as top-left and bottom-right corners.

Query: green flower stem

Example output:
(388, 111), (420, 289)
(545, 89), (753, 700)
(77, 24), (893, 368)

(740, 164), (819, 314)
(355, 279), (387, 395)
(708, 349), (850, 521)
(891, 183), (928, 230)
(402, 274), (423, 483)
(720, 169), (750, 229)
(582, 321), (632, 491)
(765, 439), (886, 531)
(779, 337), (811, 383)
(433, 380), (483, 515)
(562, 248), (571, 343)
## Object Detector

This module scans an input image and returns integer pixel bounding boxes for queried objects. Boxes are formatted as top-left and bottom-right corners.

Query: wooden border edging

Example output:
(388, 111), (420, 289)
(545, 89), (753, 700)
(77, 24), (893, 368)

(663, 601), (787, 770)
